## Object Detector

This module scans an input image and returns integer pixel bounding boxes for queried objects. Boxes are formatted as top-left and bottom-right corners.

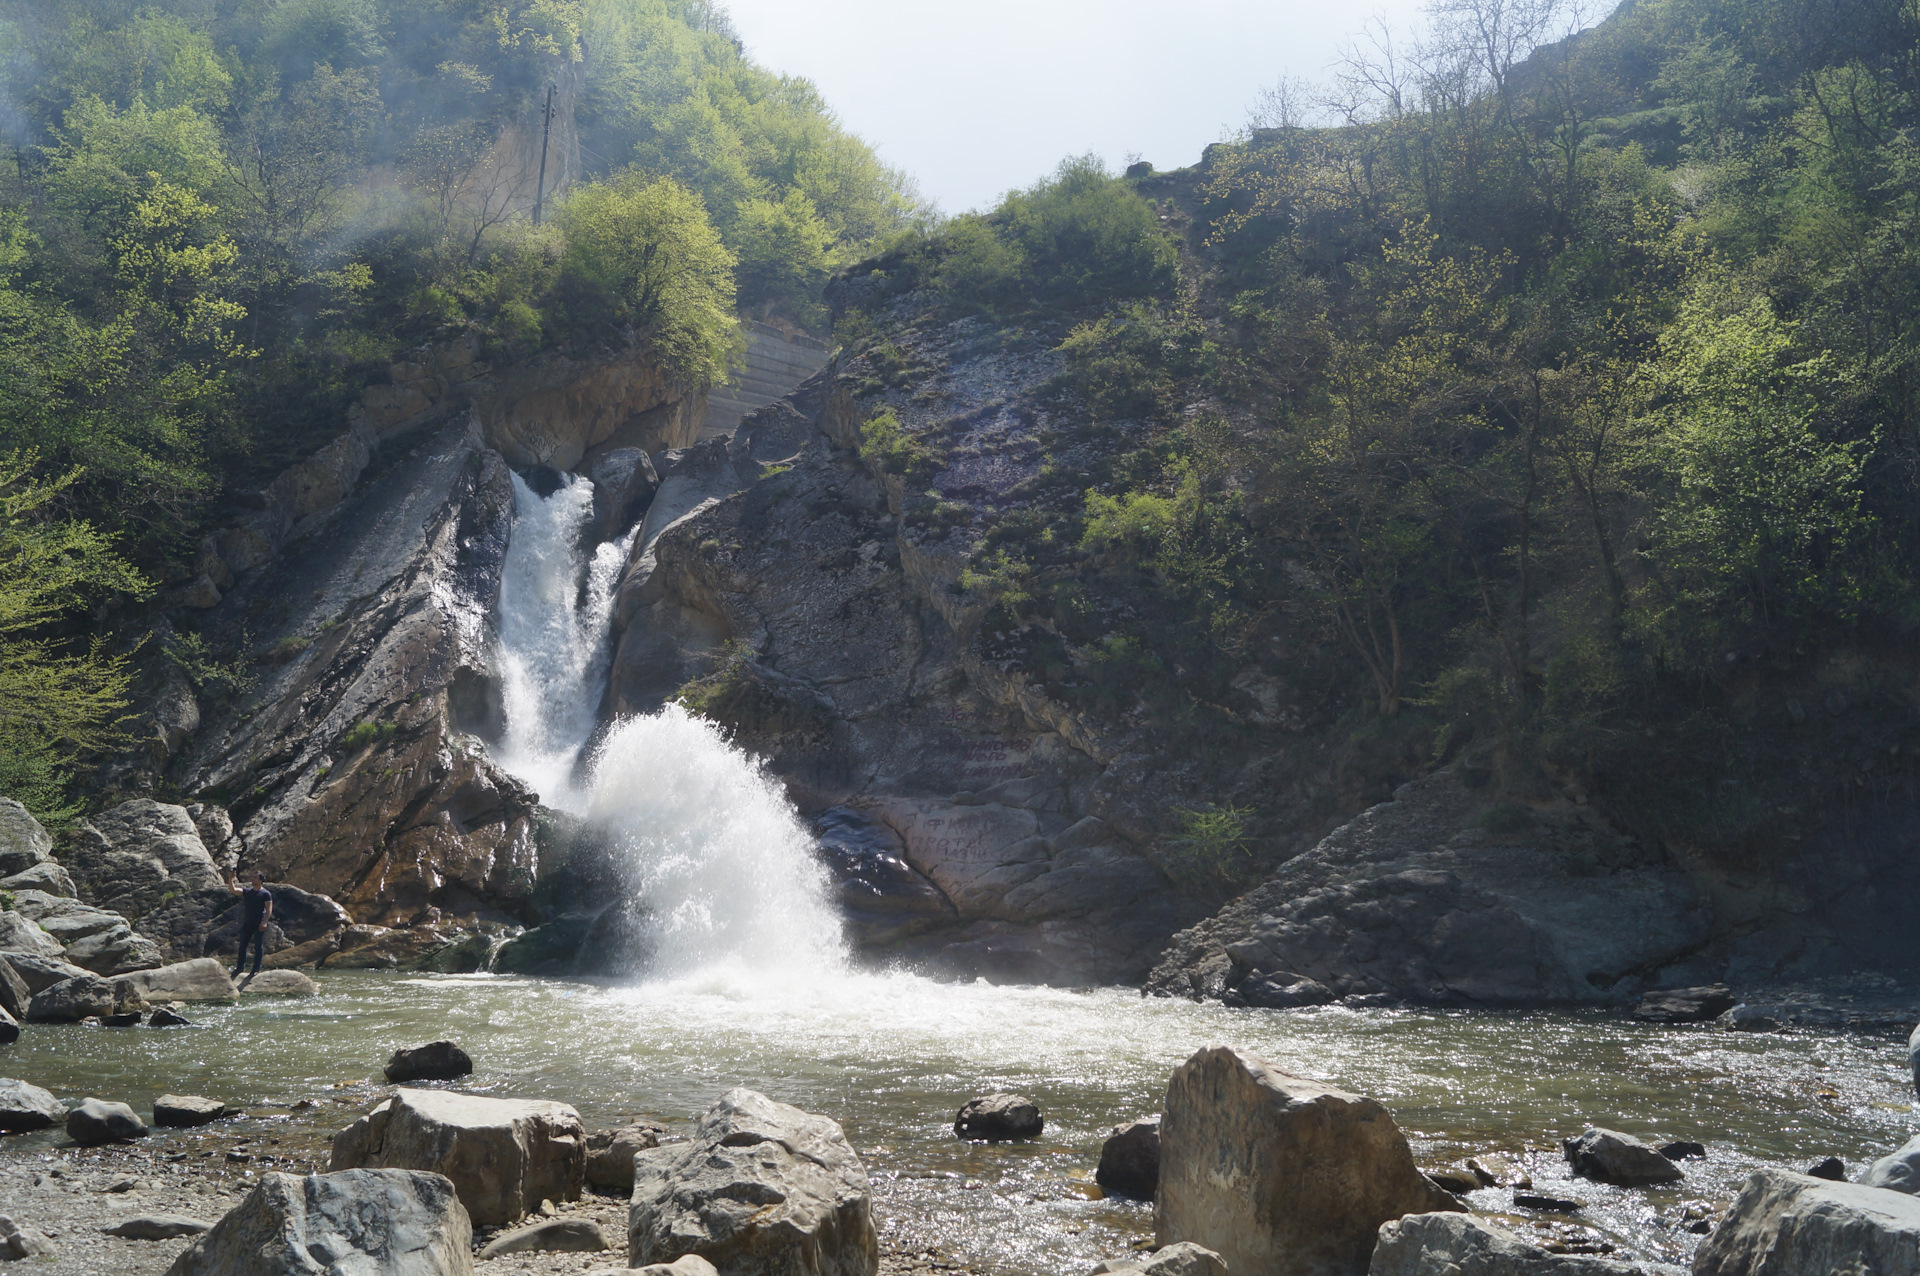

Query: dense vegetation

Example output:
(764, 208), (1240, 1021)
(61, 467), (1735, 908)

(840, 0), (1920, 855)
(0, 0), (917, 815)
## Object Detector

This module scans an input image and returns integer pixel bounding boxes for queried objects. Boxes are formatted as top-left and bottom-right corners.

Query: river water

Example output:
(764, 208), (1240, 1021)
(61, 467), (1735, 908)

(6, 473), (1917, 1274)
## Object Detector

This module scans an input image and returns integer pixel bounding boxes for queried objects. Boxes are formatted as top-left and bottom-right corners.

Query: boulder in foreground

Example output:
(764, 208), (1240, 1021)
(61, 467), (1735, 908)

(0, 1215), (55, 1260)
(121, 959), (237, 1003)
(67, 1096), (147, 1145)
(1372, 1212), (1685, 1274)
(1863, 1133), (1920, 1195)
(384, 1040), (473, 1083)
(1693, 1168), (1920, 1276)
(1089, 1242), (1228, 1275)
(953, 1093), (1042, 1140)
(330, 1087), (584, 1227)
(1155, 1045), (1460, 1276)
(164, 1168), (472, 1276)
(0, 1078), (64, 1133)
(1096, 1117), (1160, 1199)
(629, 1087), (877, 1276)
(1563, 1129), (1684, 1186)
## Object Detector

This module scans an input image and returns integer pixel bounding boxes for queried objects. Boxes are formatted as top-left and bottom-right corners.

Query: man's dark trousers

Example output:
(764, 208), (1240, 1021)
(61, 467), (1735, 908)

(234, 923), (265, 976)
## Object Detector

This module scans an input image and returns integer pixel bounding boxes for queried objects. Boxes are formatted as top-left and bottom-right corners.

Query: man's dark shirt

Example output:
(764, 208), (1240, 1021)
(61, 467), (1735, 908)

(241, 886), (272, 929)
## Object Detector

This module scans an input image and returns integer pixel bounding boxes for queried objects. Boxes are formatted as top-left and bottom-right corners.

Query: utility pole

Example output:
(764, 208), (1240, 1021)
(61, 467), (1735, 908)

(533, 82), (556, 225)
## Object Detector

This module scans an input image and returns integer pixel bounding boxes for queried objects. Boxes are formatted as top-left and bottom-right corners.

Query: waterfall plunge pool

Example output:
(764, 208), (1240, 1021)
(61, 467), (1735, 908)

(3, 968), (1915, 1273)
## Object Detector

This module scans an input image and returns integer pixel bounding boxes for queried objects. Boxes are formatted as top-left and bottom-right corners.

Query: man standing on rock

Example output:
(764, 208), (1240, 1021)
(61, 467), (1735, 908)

(228, 871), (273, 978)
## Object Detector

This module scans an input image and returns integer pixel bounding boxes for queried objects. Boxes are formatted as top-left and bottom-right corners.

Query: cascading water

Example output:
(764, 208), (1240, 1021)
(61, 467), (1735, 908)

(491, 472), (845, 978)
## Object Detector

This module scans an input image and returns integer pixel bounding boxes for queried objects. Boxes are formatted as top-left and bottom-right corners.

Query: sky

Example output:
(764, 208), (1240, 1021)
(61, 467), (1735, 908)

(722, 0), (1436, 214)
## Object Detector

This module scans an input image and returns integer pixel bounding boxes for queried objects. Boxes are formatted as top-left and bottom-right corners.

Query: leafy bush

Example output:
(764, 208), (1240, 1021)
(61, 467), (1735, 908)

(341, 719), (398, 751)
(1165, 805), (1254, 885)
(857, 408), (944, 485)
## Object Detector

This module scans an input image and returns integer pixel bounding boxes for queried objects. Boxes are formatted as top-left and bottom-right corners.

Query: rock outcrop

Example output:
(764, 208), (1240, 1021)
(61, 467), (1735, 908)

(0, 912), (62, 961)
(164, 1168), (474, 1276)
(0, 799), (53, 878)
(1693, 1169), (1920, 1275)
(0, 952), (90, 994)
(1146, 771), (1711, 1006)
(628, 1088), (877, 1276)
(1154, 1045), (1459, 1276)
(329, 1088), (586, 1227)
(8, 890), (163, 975)
(1632, 985), (1736, 1023)
(63, 801), (229, 962)
(1370, 1212), (1686, 1275)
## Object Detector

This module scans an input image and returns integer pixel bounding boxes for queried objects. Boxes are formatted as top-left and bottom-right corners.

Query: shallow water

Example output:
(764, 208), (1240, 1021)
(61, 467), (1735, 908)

(4, 968), (1915, 1273)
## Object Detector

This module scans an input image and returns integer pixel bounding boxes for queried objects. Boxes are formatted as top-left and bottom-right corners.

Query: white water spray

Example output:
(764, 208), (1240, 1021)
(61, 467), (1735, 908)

(492, 472), (845, 978)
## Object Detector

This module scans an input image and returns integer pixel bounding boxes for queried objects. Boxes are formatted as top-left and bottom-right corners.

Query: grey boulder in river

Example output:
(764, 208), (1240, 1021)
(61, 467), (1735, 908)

(1371, 1213), (1684, 1275)
(1693, 1169), (1920, 1275)
(165, 1168), (473, 1276)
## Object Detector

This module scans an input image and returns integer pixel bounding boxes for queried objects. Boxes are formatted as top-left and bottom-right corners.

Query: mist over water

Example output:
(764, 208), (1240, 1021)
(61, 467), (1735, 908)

(493, 473), (845, 979)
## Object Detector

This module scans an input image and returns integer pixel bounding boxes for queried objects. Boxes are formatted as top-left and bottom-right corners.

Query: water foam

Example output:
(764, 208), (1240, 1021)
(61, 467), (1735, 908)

(492, 472), (845, 979)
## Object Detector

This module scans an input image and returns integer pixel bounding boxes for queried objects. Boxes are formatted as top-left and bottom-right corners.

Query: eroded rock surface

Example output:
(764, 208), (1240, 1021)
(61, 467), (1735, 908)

(1693, 1169), (1920, 1276)
(1371, 1212), (1685, 1275)
(164, 1168), (474, 1276)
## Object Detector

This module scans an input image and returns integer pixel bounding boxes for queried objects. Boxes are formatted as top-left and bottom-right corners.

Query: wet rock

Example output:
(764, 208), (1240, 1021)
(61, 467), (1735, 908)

(954, 1093), (1043, 1140)
(1659, 1141), (1707, 1161)
(1694, 1168), (1920, 1275)
(154, 1095), (228, 1127)
(0, 956), (28, 1021)
(1910, 1023), (1919, 1099)
(1155, 1045), (1460, 1276)
(1372, 1211), (1685, 1275)
(1719, 1003), (1785, 1032)
(1096, 1116), (1160, 1199)
(1862, 1134), (1920, 1195)
(236, 968), (318, 996)
(120, 959), (237, 1003)
(0, 913), (62, 960)
(165, 1168), (474, 1275)
(26, 973), (117, 1021)
(1426, 1165), (1480, 1195)
(329, 1087), (585, 1227)
(0, 1215), (55, 1260)
(0, 1003), (15, 1043)
(102, 1010), (143, 1026)
(1237, 970), (1337, 1009)
(1633, 985), (1737, 1024)
(584, 1122), (663, 1190)
(66, 1096), (147, 1145)
(104, 1214), (212, 1239)
(1806, 1156), (1846, 1181)
(1563, 1129), (1685, 1186)
(1469, 1154), (1531, 1189)
(1088, 1242), (1228, 1276)
(384, 1040), (473, 1083)
(0, 1078), (64, 1133)
(1514, 1193), (1583, 1212)
(478, 1216), (607, 1258)
(0, 801), (53, 877)
(811, 806), (958, 948)
(0, 952), (88, 994)
(589, 446), (659, 540)
(628, 1087), (877, 1275)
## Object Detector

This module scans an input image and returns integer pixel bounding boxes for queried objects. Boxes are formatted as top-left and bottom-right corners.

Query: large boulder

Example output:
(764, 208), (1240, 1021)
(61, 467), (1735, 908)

(1371, 1212), (1686, 1274)
(590, 446), (660, 539)
(0, 861), (75, 896)
(330, 1087), (585, 1227)
(235, 968), (319, 996)
(1694, 1168), (1920, 1275)
(0, 799), (52, 877)
(1562, 1129), (1685, 1187)
(0, 1004), (14, 1044)
(0, 911), (62, 959)
(586, 1123), (664, 1190)
(1154, 1045), (1460, 1276)
(67, 1096), (148, 1144)
(1863, 1134), (1920, 1195)
(65, 801), (228, 962)
(384, 1040), (473, 1083)
(26, 972), (118, 1021)
(1096, 1117), (1161, 1199)
(121, 959), (238, 1003)
(164, 1168), (473, 1276)
(0, 951), (32, 1021)
(0, 951), (90, 994)
(953, 1093), (1043, 1140)
(155, 1095), (229, 1128)
(628, 1087), (878, 1276)
(0, 1078), (64, 1133)
(9, 891), (163, 974)
(1632, 985), (1736, 1024)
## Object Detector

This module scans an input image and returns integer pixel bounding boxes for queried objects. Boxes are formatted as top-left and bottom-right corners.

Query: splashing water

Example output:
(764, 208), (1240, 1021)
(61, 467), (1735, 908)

(492, 471), (845, 978)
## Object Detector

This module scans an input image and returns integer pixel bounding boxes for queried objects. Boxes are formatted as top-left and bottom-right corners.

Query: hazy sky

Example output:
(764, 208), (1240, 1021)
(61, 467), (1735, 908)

(723, 0), (1435, 214)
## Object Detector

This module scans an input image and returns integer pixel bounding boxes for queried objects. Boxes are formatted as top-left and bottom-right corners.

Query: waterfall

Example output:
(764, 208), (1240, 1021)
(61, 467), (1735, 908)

(492, 471), (846, 979)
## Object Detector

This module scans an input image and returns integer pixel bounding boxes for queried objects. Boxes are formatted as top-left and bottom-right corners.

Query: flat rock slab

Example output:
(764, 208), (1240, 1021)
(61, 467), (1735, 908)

(235, 969), (318, 996)
(67, 1096), (147, 1145)
(330, 1087), (584, 1227)
(1563, 1129), (1685, 1186)
(1155, 1045), (1460, 1276)
(166, 1168), (473, 1275)
(154, 1094), (228, 1128)
(1373, 1212), (1686, 1274)
(104, 1214), (213, 1239)
(0, 1078), (64, 1133)
(630, 1087), (877, 1275)
(385, 1040), (472, 1083)
(1694, 1169), (1920, 1275)
(478, 1216), (608, 1258)
(123, 959), (238, 1003)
